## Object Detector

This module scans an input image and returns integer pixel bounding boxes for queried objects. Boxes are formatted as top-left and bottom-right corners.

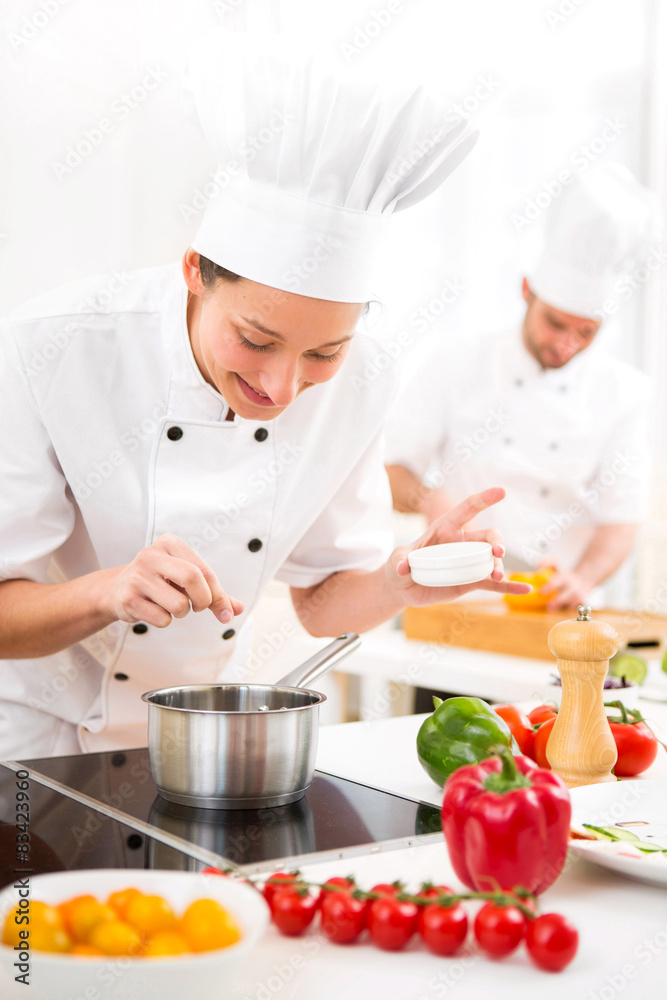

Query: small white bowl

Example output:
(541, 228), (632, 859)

(408, 541), (494, 587)
(0, 869), (269, 1000)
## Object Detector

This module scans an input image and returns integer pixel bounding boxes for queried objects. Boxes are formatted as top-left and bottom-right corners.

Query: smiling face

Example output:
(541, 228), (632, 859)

(182, 249), (364, 420)
(521, 278), (601, 369)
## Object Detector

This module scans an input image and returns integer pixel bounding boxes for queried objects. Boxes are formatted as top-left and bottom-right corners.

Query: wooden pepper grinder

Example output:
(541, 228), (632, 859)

(546, 605), (620, 787)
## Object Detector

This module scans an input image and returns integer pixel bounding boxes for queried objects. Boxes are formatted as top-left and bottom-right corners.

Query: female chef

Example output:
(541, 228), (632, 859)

(0, 29), (527, 758)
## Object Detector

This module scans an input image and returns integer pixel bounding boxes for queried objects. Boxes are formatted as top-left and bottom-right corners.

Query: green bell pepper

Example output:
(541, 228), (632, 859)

(416, 695), (518, 787)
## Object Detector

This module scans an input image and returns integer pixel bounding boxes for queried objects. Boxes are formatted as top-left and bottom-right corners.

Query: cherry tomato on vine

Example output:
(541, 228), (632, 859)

(415, 883), (454, 903)
(532, 717), (556, 769)
(418, 903), (468, 956)
(528, 704), (558, 727)
(271, 888), (318, 937)
(320, 891), (366, 944)
(370, 882), (404, 898)
(493, 705), (535, 758)
(525, 913), (579, 972)
(317, 877), (356, 909)
(368, 897), (418, 951)
(473, 903), (526, 958)
(262, 873), (301, 911)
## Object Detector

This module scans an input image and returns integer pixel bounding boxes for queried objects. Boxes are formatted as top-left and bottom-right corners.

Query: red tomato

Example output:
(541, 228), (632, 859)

(262, 873), (300, 911)
(320, 891), (366, 945)
(271, 889), (318, 937)
(418, 903), (468, 956)
(493, 705), (535, 758)
(608, 719), (658, 777)
(525, 913), (579, 972)
(416, 883), (455, 903)
(528, 705), (558, 727)
(473, 903), (526, 958)
(317, 877), (356, 909)
(532, 716), (556, 769)
(368, 897), (418, 951)
(370, 882), (404, 897)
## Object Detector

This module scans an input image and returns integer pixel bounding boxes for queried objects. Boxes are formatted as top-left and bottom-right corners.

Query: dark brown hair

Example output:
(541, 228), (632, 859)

(198, 254), (242, 289)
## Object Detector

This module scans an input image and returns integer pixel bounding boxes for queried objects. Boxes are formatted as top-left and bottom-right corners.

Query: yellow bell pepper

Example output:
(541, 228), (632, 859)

(503, 567), (556, 611)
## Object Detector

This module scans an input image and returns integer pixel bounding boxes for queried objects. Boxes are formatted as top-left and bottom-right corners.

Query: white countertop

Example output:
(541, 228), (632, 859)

(231, 838), (667, 1000)
(228, 704), (667, 999)
(316, 701), (667, 805)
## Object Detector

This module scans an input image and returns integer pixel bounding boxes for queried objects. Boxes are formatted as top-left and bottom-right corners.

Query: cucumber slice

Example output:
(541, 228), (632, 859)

(608, 652), (647, 686)
(583, 824), (640, 842)
(582, 824), (667, 853)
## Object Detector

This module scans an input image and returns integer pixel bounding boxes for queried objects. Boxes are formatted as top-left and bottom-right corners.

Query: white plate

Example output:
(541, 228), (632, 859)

(569, 779), (667, 888)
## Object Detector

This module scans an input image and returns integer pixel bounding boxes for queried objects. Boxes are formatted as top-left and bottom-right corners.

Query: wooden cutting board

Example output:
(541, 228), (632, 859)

(402, 602), (667, 661)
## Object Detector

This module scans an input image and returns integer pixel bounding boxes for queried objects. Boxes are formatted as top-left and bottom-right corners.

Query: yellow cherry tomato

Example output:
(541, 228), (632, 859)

(143, 930), (191, 957)
(3, 900), (66, 948)
(58, 894), (97, 937)
(89, 919), (142, 956)
(62, 898), (116, 943)
(30, 904), (72, 953)
(70, 943), (105, 957)
(179, 898), (241, 952)
(106, 887), (143, 920)
(125, 894), (177, 936)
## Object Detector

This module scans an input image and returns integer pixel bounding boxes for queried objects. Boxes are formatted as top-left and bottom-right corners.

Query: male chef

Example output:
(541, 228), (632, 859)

(385, 163), (660, 609)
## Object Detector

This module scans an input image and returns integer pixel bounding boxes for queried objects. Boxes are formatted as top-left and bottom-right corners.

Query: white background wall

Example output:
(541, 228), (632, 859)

(1, 0), (665, 609)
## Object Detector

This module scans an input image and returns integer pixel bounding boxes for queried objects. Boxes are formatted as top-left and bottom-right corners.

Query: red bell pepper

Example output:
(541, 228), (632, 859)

(442, 748), (571, 896)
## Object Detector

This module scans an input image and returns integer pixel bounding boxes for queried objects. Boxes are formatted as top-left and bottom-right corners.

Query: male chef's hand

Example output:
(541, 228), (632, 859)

(386, 487), (532, 605)
(543, 568), (592, 611)
(103, 534), (244, 628)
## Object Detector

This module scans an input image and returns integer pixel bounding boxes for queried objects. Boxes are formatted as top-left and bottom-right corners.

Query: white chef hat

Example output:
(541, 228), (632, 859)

(529, 163), (661, 319)
(183, 29), (478, 302)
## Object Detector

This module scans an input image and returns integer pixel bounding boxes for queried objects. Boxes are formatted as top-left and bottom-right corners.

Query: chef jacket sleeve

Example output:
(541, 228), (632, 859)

(588, 375), (650, 524)
(383, 341), (452, 480)
(275, 431), (394, 589)
(0, 322), (75, 582)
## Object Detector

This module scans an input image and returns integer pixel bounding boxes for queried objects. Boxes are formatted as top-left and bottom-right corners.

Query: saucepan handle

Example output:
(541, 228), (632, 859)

(275, 633), (361, 690)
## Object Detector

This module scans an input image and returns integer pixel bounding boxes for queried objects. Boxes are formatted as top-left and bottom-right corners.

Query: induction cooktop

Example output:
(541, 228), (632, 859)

(1, 748), (441, 877)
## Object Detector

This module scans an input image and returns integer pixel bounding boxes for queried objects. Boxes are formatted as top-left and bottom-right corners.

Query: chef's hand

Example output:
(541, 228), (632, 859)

(103, 534), (244, 628)
(543, 568), (592, 611)
(386, 487), (532, 605)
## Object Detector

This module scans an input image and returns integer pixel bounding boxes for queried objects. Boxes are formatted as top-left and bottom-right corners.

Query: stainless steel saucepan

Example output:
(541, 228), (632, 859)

(141, 633), (360, 810)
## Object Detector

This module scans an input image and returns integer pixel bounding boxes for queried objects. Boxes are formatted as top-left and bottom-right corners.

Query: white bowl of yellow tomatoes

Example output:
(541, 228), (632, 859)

(0, 869), (269, 1000)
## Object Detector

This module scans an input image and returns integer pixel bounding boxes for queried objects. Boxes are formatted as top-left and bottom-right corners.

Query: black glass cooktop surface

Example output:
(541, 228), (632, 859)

(2, 749), (441, 875)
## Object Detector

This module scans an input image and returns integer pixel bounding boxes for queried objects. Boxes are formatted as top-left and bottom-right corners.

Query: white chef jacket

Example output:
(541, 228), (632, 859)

(0, 263), (394, 757)
(385, 326), (649, 572)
